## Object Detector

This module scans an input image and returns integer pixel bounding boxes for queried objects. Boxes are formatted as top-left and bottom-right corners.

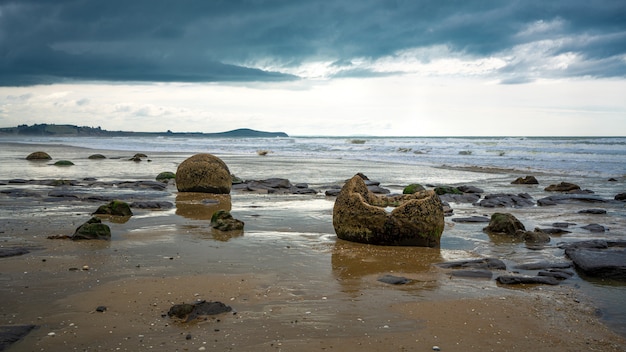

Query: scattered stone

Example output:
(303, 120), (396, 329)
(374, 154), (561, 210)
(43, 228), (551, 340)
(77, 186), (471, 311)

(457, 185), (484, 194)
(578, 209), (607, 215)
(436, 258), (506, 270)
(72, 217), (111, 240)
(557, 240), (609, 250)
(333, 174), (444, 247)
(176, 153), (232, 194)
(438, 193), (481, 204)
(211, 210), (244, 231)
(403, 184), (425, 194)
(552, 222), (575, 228)
(565, 247), (626, 281)
(537, 269), (574, 280)
(511, 176), (539, 185)
(156, 171), (176, 182)
(613, 193), (626, 201)
(434, 186), (462, 195)
(0, 325), (37, 350)
(95, 306), (107, 312)
(514, 261), (572, 270)
(496, 275), (560, 285)
(451, 216), (490, 223)
(537, 194), (607, 206)
(545, 182), (581, 192)
(377, 274), (411, 285)
(518, 229), (551, 243)
(581, 224), (606, 232)
(483, 213), (525, 236)
(93, 200), (133, 216)
(167, 300), (232, 322)
(26, 151), (51, 160)
(476, 193), (534, 207)
(535, 227), (570, 235)
(0, 247), (30, 258)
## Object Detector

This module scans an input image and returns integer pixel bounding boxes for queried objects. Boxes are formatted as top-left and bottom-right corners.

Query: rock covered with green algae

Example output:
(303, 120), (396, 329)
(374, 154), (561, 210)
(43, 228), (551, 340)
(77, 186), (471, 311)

(93, 200), (133, 216)
(211, 210), (244, 231)
(176, 153), (232, 194)
(72, 217), (111, 240)
(333, 174), (444, 247)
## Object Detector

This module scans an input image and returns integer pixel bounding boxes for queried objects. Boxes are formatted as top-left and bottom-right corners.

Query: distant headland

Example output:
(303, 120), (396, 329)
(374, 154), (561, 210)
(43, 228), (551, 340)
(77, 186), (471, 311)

(0, 124), (289, 138)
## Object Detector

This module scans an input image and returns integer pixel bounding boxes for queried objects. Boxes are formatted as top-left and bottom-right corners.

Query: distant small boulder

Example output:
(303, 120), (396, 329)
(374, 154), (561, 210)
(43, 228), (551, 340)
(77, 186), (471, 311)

(93, 200), (133, 216)
(88, 154), (106, 159)
(615, 193), (626, 201)
(544, 182), (581, 192)
(156, 171), (176, 182)
(511, 176), (538, 185)
(54, 160), (74, 166)
(26, 151), (51, 160)
(403, 184), (425, 194)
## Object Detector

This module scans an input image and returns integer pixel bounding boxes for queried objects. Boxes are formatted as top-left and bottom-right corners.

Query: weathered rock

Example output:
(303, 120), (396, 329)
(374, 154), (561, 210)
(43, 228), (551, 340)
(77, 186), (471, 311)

(72, 217), (111, 240)
(88, 154), (106, 159)
(333, 174), (444, 247)
(211, 210), (244, 231)
(156, 171), (176, 182)
(436, 258), (506, 270)
(496, 275), (560, 285)
(537, 269), (574, 280)
(168, 300), (232, 322)
(377, 274), (411, 285)
(544, 182), (581, 192)
(403, 184), (425, 194)
(616, 193), (626, 201)
(535, 227), (571, 235)
(439, 193), (481, 203)
(94, 200), (133, 216)
(176, 153), (231, 194)
(451, 216), (490, 223)
(116, 180), (168, 191)
(476, 193), (534, 207)
(26, 151), (51, 160)
(483, 213), (525, 235)
(511, 176), (539, 185)
(325, 188), (342, 196)
(434, 186), (462, 195)
(565, 247), (626, 281)
(518, 229), (551, 243)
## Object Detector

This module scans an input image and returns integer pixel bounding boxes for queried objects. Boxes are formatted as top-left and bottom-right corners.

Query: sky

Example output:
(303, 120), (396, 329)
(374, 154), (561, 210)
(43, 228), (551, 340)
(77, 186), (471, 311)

(0, 0), (625, 136)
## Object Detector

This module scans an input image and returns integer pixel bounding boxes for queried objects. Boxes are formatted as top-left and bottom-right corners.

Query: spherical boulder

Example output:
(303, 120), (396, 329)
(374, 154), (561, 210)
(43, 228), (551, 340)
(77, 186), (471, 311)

(333, 174), (444, 247)
(26, 151), (51, 160)
(176, 154), (232, 194)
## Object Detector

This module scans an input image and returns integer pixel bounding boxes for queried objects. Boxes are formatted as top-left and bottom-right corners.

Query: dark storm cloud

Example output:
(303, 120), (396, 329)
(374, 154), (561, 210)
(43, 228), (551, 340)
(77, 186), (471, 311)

(0, 0), (624, 86)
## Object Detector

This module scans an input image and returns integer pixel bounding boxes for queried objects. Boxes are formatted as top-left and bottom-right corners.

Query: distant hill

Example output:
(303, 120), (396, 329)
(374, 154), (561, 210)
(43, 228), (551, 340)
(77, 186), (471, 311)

(0, 124), (289, 138)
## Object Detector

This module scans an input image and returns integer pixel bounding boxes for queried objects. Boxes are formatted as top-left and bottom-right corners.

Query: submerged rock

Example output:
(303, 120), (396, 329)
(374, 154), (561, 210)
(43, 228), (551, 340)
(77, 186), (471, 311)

(451, 216), (490, 223)
(544, 182), (581, 192)
(496, 275), (560, 285)
(0, 247), (30, 258)
(436, 258), (506, 270)
(333, 174), (444, 247)
(176, 153), (231, 194)
(211, 210), (244, 231)
(538, 194), (607, 206)
(88, 154), (106, 159)
(565, 247), (626, 281)
(476, 193), (534, 207)
(377, 274), (411, 285)
(156, 171), (176, 182)
(168, 300), (232, 322)
(54, 160), (74, 166)
(0, 325), (37, 350)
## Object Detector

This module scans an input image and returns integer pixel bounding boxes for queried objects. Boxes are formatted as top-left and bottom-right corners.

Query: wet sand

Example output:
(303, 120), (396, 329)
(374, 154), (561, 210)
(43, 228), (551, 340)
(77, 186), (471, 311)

(1, 143), (626, 351)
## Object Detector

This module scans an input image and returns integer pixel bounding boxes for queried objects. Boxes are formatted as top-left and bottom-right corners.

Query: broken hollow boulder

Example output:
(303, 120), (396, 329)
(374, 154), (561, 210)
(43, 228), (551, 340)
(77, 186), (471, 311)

(332, 174), (444, 247)
(176, 153), (232, 194)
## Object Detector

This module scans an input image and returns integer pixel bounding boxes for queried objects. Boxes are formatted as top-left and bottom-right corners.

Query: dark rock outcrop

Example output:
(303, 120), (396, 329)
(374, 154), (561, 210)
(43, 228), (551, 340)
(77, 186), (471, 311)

(511, 176), (539, 185)
(496, 275), (560, 285)
(0, 325), (37, 350)
(537, 194), (607, 206)
(88, 154), (106, 159)
(616, 193), (626, 201)
(565, 246), (626, 281)
(451, 216), (490, 223)
(476, 193), (534, 208)
(581, 224), (606, 232)
(578, 209), (607, 215)
(377, 274), (411, 285)
(483, 213), (525, 235)
(333, 174), (444, 247)
(156, 171), (176, 182)
(436, 258), (507, 270)
(0, 247), (30, 258)
(544, 182), (581, 192)
(176, 153), (231, 194)
(26, 151), (51, 160)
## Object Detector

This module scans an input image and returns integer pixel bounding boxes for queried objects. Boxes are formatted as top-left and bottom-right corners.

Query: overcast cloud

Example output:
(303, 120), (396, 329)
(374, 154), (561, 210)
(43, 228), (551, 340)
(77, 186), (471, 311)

(0, 0), (625, 135)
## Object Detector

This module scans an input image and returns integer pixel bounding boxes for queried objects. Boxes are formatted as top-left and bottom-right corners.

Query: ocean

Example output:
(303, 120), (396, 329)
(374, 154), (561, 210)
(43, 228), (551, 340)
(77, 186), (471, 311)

(1, 135), (625, 340)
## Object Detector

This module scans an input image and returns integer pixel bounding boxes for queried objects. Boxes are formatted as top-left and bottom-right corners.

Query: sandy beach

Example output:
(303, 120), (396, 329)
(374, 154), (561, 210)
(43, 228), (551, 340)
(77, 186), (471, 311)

(1, 141), (625, 351)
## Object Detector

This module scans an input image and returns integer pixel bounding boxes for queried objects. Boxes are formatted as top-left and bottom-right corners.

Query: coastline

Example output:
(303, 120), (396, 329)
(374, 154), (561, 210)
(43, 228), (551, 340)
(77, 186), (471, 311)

(1, 140), (625, 351)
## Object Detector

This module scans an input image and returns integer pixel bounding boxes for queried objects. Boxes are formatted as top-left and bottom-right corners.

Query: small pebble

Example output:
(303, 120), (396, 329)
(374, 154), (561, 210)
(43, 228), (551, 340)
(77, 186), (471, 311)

(96, 306), (107, 312)
(433, 346), (441, 351)
(199, 347), (206, 351)
(82, 265), (89, 271)
(48, 332), (56, 337)
(186, 334), (192, 340)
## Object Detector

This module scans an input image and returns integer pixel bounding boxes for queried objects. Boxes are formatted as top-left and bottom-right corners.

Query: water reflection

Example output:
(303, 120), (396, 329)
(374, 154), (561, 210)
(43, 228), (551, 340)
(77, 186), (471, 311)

(175, 192), (231, 220)
(331, 239), (443, 296)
